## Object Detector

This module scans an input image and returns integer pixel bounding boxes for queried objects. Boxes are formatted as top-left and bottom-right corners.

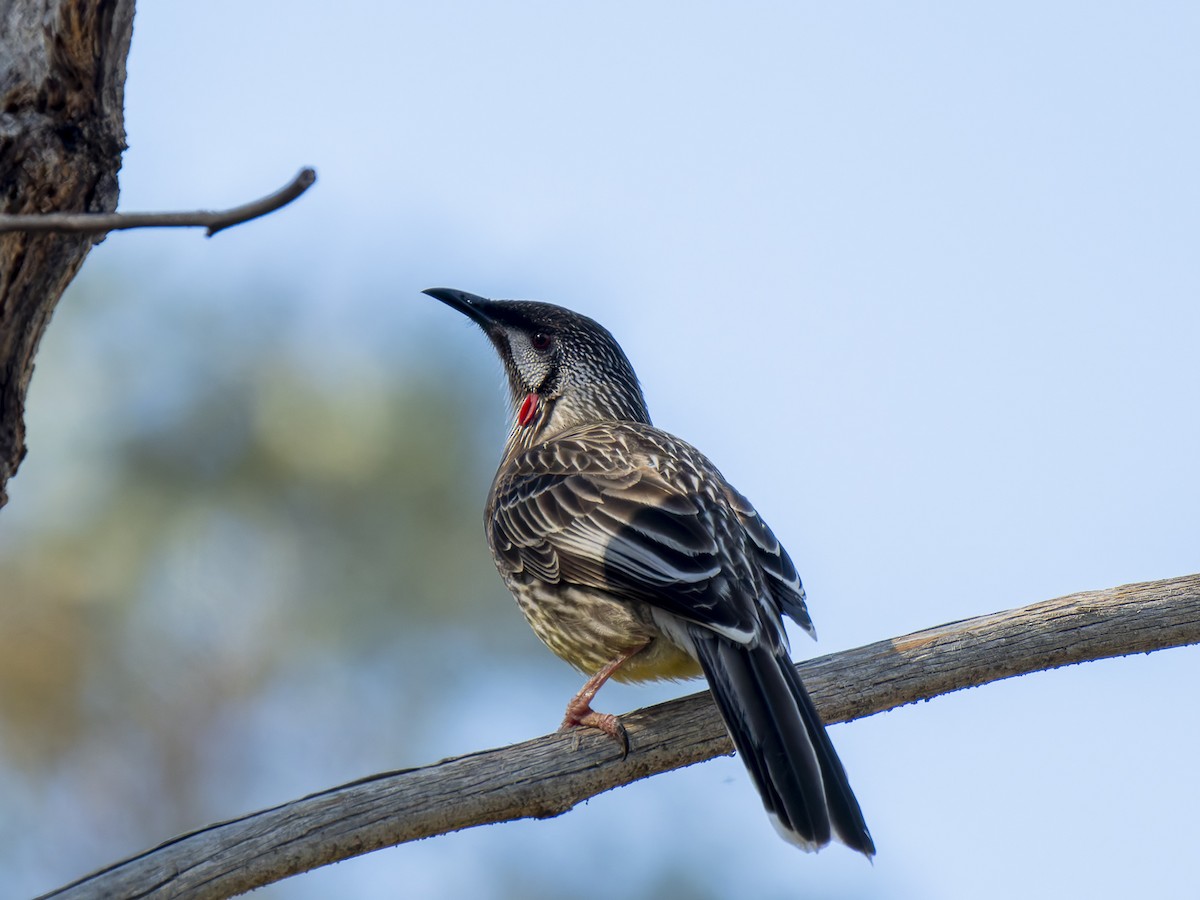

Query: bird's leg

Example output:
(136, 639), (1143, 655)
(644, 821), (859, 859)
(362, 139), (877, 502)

(560, 645), (647, 756)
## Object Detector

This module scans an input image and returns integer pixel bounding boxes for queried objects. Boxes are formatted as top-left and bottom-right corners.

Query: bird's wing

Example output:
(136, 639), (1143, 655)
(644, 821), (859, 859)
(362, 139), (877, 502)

(725, 485), (815, 638)
(489, 428), (770, 644)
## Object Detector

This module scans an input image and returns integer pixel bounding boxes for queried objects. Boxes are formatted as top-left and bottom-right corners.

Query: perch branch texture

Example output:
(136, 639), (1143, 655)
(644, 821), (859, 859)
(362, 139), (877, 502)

(39, 573), (1200, 900)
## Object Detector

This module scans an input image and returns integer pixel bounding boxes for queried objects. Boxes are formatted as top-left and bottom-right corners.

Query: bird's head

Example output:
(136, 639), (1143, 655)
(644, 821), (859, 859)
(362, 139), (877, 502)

(423, 288), (651, 446)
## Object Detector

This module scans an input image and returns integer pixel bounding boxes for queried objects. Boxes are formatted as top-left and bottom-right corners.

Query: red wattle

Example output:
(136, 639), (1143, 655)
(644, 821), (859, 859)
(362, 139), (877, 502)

(517, 393), (538, 426)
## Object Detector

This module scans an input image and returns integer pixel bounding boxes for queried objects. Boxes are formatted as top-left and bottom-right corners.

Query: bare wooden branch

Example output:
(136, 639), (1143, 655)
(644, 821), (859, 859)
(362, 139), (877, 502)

(39, 573), (1200, 900)
(0, 168), (318, 238)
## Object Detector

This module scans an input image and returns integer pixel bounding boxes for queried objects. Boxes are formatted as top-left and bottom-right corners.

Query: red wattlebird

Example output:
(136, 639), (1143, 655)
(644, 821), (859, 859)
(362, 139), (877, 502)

(425, 287), (874, 856)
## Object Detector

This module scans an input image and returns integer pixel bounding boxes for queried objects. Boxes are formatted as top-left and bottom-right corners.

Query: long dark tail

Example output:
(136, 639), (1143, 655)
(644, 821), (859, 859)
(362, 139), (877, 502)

(693, 634), (875, 857)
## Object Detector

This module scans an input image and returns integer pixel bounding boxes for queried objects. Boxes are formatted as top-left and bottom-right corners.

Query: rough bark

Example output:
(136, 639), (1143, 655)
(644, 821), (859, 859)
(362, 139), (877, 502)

(0, 0), (135, 508)
(38, 573), (1200, 900)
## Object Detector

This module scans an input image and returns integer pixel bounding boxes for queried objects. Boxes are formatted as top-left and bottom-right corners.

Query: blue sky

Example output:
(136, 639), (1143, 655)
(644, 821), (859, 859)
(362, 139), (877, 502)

(15, 3), (1200, 897)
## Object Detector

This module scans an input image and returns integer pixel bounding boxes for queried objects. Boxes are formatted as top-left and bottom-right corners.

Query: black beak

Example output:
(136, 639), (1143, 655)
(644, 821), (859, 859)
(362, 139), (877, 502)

(422, 288), (497, 329)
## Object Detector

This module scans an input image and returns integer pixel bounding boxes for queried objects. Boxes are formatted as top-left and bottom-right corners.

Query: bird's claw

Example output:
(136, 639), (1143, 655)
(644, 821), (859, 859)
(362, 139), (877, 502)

(560, 707), (630, 758)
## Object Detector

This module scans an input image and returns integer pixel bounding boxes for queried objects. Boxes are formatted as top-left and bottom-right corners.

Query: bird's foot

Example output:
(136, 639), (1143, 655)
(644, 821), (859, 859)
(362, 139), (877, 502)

(554, 652), (643, 758)
(560, 700), (629, 758)
(557, 648), (646, 758)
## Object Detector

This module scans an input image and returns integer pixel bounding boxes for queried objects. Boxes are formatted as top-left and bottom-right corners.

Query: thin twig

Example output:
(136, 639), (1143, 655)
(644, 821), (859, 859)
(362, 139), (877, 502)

(36, 573), (1200, 900)
(0, 168), (317, 237)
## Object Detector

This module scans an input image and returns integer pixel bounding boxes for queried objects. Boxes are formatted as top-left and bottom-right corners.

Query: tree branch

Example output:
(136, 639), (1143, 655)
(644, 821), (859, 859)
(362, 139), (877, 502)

(0, 168), (317, 238)
(39, 573), (1200, 900)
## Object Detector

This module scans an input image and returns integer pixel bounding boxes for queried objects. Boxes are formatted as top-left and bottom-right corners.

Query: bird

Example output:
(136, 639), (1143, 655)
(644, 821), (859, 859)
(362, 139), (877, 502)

(423, 287), (874, 857)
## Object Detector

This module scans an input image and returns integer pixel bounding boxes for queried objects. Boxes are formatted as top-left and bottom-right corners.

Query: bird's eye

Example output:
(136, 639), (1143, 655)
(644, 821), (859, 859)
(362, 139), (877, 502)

(530, 332), (553, 351)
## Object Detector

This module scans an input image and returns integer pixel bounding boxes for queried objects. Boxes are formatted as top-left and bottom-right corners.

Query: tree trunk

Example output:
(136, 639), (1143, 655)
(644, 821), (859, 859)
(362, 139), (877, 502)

(0, 0), (135, 508)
